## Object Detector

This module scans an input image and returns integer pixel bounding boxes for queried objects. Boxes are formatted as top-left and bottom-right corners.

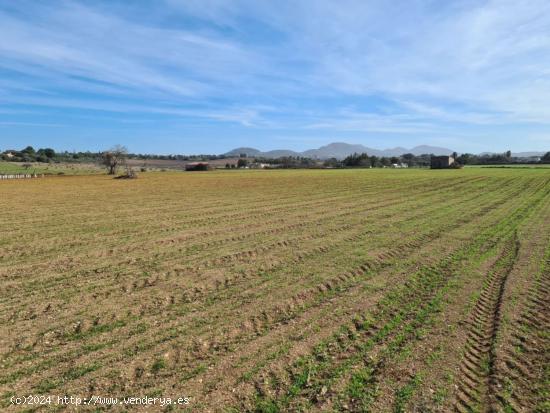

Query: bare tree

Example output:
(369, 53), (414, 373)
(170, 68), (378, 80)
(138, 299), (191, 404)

(101, 145), (128, 175)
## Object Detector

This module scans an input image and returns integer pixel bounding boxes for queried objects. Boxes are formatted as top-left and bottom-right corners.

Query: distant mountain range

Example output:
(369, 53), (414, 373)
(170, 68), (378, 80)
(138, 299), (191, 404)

(224, 142), (454, 159)
(510, 152), (545, 157)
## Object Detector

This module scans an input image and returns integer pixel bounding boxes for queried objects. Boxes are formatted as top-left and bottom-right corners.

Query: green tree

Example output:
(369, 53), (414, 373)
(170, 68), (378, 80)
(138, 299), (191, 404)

(44, 148), (56, 158)
(402, 153), (414, 166)
(457, 153), (476, 165)
(343, 153), (370, 167)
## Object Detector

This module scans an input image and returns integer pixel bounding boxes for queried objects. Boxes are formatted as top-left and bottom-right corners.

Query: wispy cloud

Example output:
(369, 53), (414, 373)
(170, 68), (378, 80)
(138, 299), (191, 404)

(0, 2), (262, 98)
(1, 0), (550, 152)
(0, 121), (65, 127)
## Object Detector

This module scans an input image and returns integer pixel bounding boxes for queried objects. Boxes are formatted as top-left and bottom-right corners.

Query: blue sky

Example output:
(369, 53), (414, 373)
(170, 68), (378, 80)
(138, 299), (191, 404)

(1, 0), (550, 154)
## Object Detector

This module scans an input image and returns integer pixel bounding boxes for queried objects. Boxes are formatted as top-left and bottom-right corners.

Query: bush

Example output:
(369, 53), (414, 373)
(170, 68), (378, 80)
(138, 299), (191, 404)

(115, 169), (138, 179)
(36, 155), (49, 163)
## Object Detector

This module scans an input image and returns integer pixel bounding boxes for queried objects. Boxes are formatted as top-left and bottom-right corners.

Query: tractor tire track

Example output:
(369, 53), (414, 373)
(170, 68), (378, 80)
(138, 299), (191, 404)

(454, 233), (519, 413)
(494, 253), (550, 412)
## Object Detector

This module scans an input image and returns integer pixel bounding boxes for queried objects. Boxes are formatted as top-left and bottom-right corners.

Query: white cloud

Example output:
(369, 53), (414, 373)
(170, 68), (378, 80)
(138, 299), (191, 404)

(0, 2), (262, 98)
(1, 0), (550, 148)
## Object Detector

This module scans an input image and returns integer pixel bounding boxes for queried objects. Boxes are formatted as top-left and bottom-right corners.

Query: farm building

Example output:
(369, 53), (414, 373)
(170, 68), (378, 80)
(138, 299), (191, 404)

(430, 156), (455, 169)
(185, 162), (211, 171)
(248, 162), (273, 169)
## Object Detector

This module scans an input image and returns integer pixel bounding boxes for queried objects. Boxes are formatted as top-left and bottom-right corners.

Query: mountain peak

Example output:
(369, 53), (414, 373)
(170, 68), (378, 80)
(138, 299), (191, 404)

(224, 142), (453, 159)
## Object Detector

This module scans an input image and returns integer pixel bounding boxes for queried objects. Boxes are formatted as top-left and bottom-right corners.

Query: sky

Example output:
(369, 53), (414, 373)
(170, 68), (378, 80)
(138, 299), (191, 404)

(1, 0), (550, 154)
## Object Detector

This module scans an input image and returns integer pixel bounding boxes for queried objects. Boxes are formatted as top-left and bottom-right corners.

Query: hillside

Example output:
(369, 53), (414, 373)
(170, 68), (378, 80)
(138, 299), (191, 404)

(224, 142), (453, 159)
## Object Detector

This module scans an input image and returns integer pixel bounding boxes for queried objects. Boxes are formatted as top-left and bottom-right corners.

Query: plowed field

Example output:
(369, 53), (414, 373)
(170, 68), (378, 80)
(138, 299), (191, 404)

(1, 168), (548, 412)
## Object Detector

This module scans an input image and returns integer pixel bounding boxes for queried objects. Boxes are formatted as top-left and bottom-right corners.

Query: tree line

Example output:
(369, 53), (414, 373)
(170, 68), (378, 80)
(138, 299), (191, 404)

(0, 146), (229, 163)
(1, 146), (58, 162)
(2, 146), (550, 169)
(338, 151), (550, 167)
